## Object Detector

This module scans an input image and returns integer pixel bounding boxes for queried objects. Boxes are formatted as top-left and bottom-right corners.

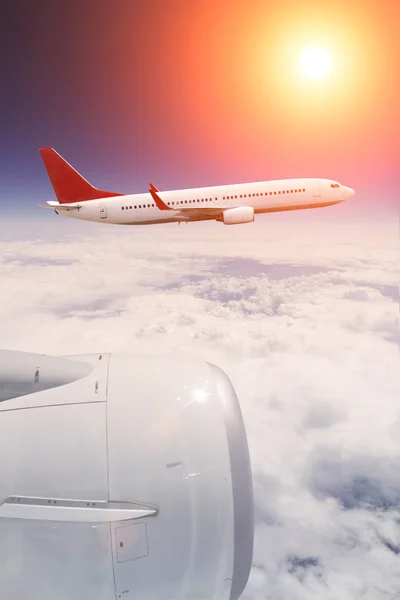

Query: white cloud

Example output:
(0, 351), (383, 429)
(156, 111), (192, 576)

(0, 215), (399, 599)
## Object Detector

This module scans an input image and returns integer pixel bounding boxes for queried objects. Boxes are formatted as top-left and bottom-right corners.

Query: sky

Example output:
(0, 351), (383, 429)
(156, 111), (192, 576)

(1, 1), (399, 599)
(0, 0), (399, 214)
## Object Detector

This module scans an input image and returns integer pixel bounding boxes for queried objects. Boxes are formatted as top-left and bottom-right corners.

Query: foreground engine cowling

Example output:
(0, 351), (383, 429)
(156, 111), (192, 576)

(0, 350), (253, 600)
(222, 206), (254, 225)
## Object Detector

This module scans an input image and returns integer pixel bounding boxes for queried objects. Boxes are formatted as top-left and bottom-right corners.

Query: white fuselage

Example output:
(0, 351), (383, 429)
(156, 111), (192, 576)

(48, 178), (354, 225)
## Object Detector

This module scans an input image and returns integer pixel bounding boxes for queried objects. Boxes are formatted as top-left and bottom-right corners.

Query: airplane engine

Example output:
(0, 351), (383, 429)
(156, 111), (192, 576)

(0, 350), (254, 600)
(222, 206), (255, 225)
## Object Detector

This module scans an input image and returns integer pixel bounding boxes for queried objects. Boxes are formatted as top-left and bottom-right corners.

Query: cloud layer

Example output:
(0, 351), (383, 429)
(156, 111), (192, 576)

(0, 214), (398, 599)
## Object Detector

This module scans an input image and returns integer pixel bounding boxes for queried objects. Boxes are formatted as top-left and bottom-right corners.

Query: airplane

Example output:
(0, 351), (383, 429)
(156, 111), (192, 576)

(39, 147), (355, 226)
(0, 348), (253, 600)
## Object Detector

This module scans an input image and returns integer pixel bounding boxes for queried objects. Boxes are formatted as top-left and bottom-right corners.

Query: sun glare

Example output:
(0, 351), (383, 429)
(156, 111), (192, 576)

(299, 46), (333, 79)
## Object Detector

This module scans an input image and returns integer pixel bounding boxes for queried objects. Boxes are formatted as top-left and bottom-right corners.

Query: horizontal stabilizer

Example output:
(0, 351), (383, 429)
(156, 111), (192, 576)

(39, 202), (81, 211)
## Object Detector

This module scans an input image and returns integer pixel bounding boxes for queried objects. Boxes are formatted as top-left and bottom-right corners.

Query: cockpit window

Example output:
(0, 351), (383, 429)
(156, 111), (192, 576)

(331, 183), (340, 188)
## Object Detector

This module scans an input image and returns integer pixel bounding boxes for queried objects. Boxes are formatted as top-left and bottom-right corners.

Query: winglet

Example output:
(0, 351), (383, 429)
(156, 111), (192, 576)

(149, 183), (172, 211)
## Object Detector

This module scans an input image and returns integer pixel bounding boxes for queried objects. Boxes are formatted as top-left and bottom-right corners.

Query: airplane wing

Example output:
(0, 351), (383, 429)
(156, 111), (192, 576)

(0, 349), (253, 600)
(149, 184), (232, 220)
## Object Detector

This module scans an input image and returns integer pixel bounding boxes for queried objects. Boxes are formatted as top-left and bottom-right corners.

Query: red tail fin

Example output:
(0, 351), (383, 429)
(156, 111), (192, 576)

(39, 147), (123, 204)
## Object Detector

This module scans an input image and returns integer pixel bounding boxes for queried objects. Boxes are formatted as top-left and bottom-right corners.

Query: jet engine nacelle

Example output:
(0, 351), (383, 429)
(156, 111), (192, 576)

(0, 350), (253, 600)
(222, 206), (255, 225)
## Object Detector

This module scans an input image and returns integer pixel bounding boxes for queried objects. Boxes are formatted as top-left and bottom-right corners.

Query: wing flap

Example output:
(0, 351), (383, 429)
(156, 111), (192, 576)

(174, 207), (224, 217)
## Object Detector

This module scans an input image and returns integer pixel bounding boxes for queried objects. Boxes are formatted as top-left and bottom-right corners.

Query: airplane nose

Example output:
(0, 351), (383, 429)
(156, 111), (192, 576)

(342, 186), (355, 199)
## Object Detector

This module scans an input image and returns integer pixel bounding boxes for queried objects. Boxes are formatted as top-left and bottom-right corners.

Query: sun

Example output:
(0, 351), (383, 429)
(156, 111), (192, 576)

(299, 46), (333, 79)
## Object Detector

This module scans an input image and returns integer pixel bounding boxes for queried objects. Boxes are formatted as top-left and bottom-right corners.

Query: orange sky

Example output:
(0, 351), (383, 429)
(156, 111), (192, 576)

(1, 0), (398, 214)
(155, 0), (398, 187)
